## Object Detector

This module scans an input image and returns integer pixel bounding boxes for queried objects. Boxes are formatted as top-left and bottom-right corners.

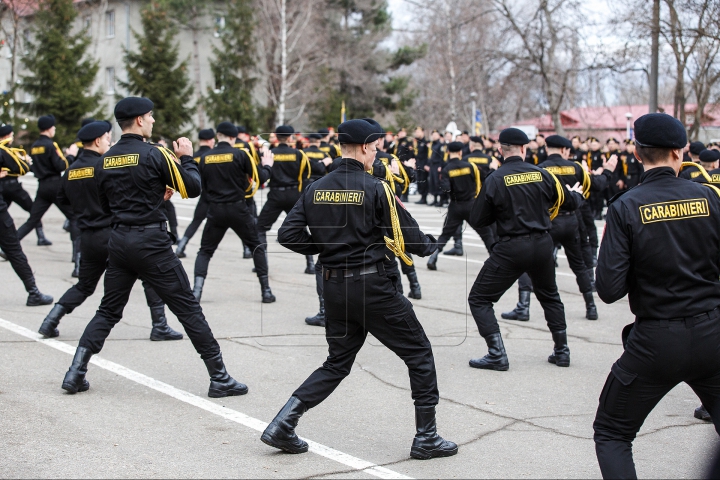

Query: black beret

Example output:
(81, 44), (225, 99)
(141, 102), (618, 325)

(38, 115), (55, 131)
(198, 128), (215, 140)
(81, 117), (96, 127)
(318, 128), (330, 136)
(586, 136), (599, 143)
(699, 149), (720, 163)
(624, 138), (635, 145)
(308, 133), (323, 140)
(276, 125), (294, 135)
(0, 124), (12, 137)
(606, 137), (619, 144)
(634, 113), (687, 149)
(545, 135), (572, 149)
(447, 141), (464, 153)
(535, 134), (545, 139)
(689, 141), (706, 155)
(498, 128), (529, 146)
(337, 118), (385, 145)
(469, 135), (484, 143)
(235, 125), (247, 134)
(216, 122), (238, 138)
(77, 121), (112, 143)
(114, 97), (154, 121)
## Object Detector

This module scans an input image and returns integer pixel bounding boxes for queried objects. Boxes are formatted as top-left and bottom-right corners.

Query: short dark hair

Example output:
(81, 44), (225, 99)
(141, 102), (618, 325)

(635, 144), (675, 165)
(117, 117), (136, 131)
(276, 134), (291, 143)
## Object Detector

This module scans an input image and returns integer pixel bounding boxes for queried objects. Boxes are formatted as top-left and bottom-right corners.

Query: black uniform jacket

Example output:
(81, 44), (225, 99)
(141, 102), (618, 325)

(440, 158), (480, 202)
(193, 145), (211, 163)
(199, 141), (271, 203)
(277, 158), (437, 269)
(30, 135), (68, 180)
(270, 143), (310, 189)
(679, 162), (703, 180)
(319, 142), (342, 160)
(469, 156), (581, 236)
(57, 150), (111, 230)
(586, 149), (604, 171)
(463, 149), (494, 179)
(96, 134), (201, 226)
(235, 140), (260, 164)
(302, 145), (330, 181)
(693, 167), (720, 186)
(540, 153), (590, 211)
(414, 138), (430, 169)
(597, 167), (720, 318)
(0, 145), (31, 212)
(620, 151), (643, 178)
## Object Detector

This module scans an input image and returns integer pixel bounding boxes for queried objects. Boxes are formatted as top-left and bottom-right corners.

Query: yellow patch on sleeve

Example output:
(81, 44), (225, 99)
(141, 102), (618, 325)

(544, 166), (576, 176)
(503, 171), (543, 186)
(691, 171), (702, 178)
(103, 154), (139, 169)
(468, 156), (488, 164)
(304, 151), (326, 159)
(313, 190), (365, 205)
(639, 198), (709, 224)
(273, 153), (297, 162)
(448, 167), (471, 177)
(30, 146), (46, 155)
(68, 167), (94, 180)
(204, 153), (234, 164)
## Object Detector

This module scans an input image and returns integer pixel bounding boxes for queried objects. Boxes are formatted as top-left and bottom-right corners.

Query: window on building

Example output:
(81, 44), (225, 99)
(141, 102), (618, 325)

(214, 16), (225, 37)
(106, 67), (115, 94)
(106, 10), (115, 38)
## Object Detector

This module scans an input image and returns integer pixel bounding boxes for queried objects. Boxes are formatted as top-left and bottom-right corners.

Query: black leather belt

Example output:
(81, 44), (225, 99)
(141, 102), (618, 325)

(113, 222), (167, 231)
(324, 263), (380, 280)
(556, 210), (576, 216)
(499, 231), (548, 241)
(0, 178), (19, 184)
(272, 186), (297, 191)
(637, 307), (720, 325)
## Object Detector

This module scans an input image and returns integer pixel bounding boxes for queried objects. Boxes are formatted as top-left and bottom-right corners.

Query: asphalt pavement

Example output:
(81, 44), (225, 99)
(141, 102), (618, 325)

(0, 176), (717, 479)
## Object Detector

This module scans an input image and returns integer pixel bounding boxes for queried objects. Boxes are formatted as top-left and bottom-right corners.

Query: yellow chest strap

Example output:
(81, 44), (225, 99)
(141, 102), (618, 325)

(157, 146), (189, 199)
(547, 171), (565, 221)
(380, 181), (413, 266)
(53, 142), (69, 169)
(0, 139), (30, 176)
(238, 147), (260, 198)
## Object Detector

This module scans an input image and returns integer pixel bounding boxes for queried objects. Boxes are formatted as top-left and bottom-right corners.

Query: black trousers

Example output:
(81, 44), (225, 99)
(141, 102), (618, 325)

(78, 224), (220, 359)
(516, 214), (592, 294)
(194, 201), (268, 278)
(468, 232), (566, 337)
(0, 209), (34, 290)
(1, 179), (43, 232)
(428, 166), (441, 196)
(588, 190), (604, 220)
(58, 227), (163, 313)
(416, 169), (429, 198)
(182, 194), (209, 240)
(164, 200), (178, 238)
(579, 202), (598, 251)
(16, 176), (77, 240)
(292, 266), (439, 409)
(594, 312), (720, 479)
(437, 200), (497, 252)
(257, 188), (301, 234)
(576, 209), (595, 269)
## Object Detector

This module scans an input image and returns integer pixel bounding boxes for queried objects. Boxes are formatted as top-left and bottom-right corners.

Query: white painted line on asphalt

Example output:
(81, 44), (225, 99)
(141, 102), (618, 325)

(0, 317), (412, 480)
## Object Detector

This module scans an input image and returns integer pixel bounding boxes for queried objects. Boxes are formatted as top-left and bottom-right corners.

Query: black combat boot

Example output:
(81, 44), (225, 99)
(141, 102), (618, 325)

(36, 227), (52, 246)
(62, 346), (93, 394)
(26, 286), (53, 307)
(469, 333), (509, 371)
(72, 251), (81, 278)
(175, 236), (189, 258)
(426, 250), (440, 270)
(695, 405), (712, 422)
(261, 396), (309, 454)
(38, 304), (67, 338)
(71, 238), (79, 263)
(443, 239), (463, 256)
(305, 255), (315, 274)
(305, 296), (325, 327)
(193, 276), (205, 302)
(583, 291), (598, 320)
(415, 196), (427, 205)
(410, 405), (459, 460)
(548, 330), (570, 367)
(0, 249), (6, 260)
(407, 271), (422, 299)
(149, 306), (183, 341)
(204, 352), (248, 398)
(501, 290), (531, 321)
(587, 268), (596, 292)
(259, 275), (276, 303)
(62, 219), (71, 232)
(243, 245), (253, 259)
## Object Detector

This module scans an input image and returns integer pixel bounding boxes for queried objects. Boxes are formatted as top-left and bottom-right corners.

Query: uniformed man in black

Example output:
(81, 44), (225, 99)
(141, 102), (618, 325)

(467, 128), (583, 371)
(262, 118), (457, 460)
(191, 122), (275, 303)
(593, 113), (720, 479)
(428, 131), (451, 207)
(413, 127), (431, 205)
(0, 125), (52, 246)
(175, 128), (215, 259)
(620, 139), (643, 188)
(16, 115), (79, 247)
(678, 141), (706, 180)
(256, 125), (312, 272)
(425, 141), (489, 270)
(585, 137), (606, 220)
(318, 127), (342, 159)
(235, 125), (262, 259)
(39, 121), (183, 342)
(536, 134), (548, 163)
(61, 97), (248, 399)
(604, 137), (626, 198)
(0, 128), (53, 306)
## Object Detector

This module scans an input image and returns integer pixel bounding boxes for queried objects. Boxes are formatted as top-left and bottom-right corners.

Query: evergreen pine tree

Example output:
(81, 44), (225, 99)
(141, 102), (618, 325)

(120, 2), (193, 141)
(204, 0), (259, 133)
(20, 0), (102, 146)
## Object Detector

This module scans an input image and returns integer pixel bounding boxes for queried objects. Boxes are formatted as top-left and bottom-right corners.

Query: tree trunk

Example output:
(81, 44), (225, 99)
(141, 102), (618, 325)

(278, 0), (287, 126)
(191, 12), (205, 128)
(649, 0), (660, 113)
(444, 1), (456, 122)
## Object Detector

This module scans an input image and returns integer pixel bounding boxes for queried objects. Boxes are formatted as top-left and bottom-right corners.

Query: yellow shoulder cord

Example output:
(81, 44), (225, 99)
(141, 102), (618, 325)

(380, 180), (413, 266)
(53, 142), (69, 169)
(238, 147), (260, 198)
(248, 142), (260, 165)
(392, 154), (410, 194)
(547, 171), (565, 221)
(470, 162), (481, 198)
(702, 182), (720, 198)
(680, 161), (712, 183)
(297, 151), (311, 192)
(580, 167), (591, 199)
(156, 146), (189, 199)
(622, 156), (628, 176)
(0, 139), (29, 175)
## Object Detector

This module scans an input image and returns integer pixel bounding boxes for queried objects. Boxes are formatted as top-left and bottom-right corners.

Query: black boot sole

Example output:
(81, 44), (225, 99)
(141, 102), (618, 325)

(177, 252), (187, 258)
(548, 355), (570, 367)
(27, 298), (53, 307)
(408, 293), (421, 299)
(262, 296), (276, 303)
(62, 380), (89, 394)
(37, 240), (53, 246)
(410, 444), (459, 460)
(695, 409), (712, 422)
(150, 333), (184, 341)
(469, 360), (509, 371)
(260, 432), (309, 454)
(500, 314), (529, 321)
(586, 314), (598, 320)
(305, 316), (326, 327)
(38, 327), (59, 338)
(427, 263), (437, 271)
(304, 268), (314, 274)
(208, 385), (249, 398)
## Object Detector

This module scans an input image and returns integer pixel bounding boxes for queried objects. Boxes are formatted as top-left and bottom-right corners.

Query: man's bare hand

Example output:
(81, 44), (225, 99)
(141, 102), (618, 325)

(616, 179), (625, 189)
(424, 165), (430, 172)
(566, 181), (584, 195)
(164, 187), (174, 201)
(321, 157), (332, 167)
(490, 158), (500, 170)
(0, 169), (8, 178)
(404, 158), (416, 169)
(390, 160), (400, 175)
(603, 154), (618, 173)
(65, 143), (79, 157)
(173, 137), (193, 160)
(261, 147), (274, 167)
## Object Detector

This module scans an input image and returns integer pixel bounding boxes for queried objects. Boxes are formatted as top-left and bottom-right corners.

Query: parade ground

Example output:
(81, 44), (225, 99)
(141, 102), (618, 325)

(1, 177), (716, 479)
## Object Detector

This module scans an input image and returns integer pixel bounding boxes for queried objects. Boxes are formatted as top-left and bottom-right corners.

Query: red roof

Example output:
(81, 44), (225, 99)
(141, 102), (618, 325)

(504, 104), (720, 141)
(1, 0), (87, 17)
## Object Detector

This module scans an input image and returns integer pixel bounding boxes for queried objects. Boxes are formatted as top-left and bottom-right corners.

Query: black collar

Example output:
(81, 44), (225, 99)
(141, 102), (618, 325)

(503, 156), (523, 164)
(121, 133), (145, 142)
(639, 166), (676, 183)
